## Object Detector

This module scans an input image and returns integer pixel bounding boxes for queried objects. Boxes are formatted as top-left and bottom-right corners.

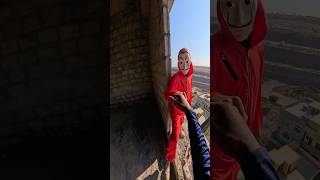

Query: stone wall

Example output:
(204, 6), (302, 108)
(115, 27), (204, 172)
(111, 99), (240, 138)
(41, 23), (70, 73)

(0, 0), (106, 147)
(149, 0), (172, 130)
(109, 0), (180, 179)
(110, 0), (171, 126)
(109, 9), (152, 107)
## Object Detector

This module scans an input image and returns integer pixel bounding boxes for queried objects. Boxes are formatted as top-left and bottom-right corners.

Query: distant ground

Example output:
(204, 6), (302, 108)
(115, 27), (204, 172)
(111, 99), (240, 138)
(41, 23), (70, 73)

(266, 14), (320, 48)
(264, 47), (320, 87)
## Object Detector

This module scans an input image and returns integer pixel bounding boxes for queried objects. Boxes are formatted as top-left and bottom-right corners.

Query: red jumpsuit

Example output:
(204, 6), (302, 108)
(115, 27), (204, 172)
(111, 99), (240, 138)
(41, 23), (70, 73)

(210, 0), (267, 179)
(164, 60), (193, 162)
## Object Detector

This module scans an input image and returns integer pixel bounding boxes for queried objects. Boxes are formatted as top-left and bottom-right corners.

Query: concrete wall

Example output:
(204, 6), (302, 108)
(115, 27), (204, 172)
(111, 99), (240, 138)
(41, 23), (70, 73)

(109, 0), (171, 128)
(0, 0), (106, 147)
(149, 0), (172, 129)
(109, 0), (174, 179)
(109, 3), (153, 107)
(110, 99), (167, 180)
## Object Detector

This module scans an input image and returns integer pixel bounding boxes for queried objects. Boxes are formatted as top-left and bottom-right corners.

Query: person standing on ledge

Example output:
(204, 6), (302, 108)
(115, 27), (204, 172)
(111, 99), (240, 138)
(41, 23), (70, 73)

(164, 48), (194, 163)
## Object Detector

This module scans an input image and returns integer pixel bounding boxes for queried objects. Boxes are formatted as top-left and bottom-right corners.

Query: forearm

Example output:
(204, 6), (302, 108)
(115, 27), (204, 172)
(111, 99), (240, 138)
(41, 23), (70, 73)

(240, 147), (280, 180)
(185, 109), (210, 179)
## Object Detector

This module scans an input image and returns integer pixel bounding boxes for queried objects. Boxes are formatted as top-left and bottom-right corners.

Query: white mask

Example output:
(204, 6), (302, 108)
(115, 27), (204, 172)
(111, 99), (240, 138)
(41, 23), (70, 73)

(178, 52), (191, 75)
(220, 0), (257, 42)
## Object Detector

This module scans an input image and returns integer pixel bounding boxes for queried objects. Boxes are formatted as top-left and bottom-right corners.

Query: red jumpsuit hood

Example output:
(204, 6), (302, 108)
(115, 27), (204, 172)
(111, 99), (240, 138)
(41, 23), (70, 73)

(216, 0), (267, 48)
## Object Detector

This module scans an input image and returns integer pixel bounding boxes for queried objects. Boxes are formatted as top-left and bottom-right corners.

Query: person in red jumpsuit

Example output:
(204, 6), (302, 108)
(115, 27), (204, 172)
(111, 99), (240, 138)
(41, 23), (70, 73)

(164, 48), (193, 163)
(210, 0), (267, 179)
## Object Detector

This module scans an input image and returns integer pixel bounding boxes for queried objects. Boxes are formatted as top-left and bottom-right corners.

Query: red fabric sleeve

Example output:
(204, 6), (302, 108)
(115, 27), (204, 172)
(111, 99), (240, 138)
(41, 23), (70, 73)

(164, 76), (179, 100)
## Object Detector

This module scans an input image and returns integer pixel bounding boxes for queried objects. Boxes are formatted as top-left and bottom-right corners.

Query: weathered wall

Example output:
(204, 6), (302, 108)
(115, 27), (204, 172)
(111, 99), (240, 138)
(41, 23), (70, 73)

(110, 99), (167, 180)
(110, 0), (173, 179)
(110, 0), (172, 122)
(149, 0), (172, 129)
(109, 0), (171, 117)
(0, 0), (106, 147)
(109, 7), (152, 107)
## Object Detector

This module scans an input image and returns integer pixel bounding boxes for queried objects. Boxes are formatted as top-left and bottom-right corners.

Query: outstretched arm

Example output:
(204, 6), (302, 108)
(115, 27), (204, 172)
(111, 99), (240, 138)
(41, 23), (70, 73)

(170, 92), (210, 180)
(185, 109), (210, 180)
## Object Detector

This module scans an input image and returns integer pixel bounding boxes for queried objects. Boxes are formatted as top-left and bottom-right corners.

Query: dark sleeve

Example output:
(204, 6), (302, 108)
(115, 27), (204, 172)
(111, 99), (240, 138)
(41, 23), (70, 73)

(240, 147), (280, 180)
(185, 109), (210, 180)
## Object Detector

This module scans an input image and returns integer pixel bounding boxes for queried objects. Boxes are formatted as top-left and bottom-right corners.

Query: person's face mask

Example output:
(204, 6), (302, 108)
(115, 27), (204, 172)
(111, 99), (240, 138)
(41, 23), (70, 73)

(178, 52), (191, 75)
(220, 0), (257, 42)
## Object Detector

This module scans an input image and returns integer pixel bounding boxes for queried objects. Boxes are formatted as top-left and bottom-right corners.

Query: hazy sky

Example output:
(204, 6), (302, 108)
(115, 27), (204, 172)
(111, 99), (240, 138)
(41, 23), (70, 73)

(211, 0), (320, 18)
(170, 0), (210, 67)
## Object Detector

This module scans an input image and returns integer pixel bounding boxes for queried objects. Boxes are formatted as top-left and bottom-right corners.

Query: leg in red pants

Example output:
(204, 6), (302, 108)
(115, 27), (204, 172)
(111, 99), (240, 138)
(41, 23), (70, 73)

(165, 106), (185, 162)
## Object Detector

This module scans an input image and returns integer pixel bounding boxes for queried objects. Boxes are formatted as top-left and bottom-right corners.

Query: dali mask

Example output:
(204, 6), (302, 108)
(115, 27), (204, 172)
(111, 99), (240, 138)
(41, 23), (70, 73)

(178, 49), (191, 75)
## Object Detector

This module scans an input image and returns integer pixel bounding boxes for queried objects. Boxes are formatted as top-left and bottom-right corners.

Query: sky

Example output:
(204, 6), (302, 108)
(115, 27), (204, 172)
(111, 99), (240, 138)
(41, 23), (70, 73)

(211, 0), (320, 18)
(170, 0), (210, 67)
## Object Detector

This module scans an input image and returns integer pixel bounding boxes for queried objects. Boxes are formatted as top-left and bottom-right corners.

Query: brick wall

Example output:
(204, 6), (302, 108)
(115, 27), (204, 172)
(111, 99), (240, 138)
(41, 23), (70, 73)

(109, 10), (153, 107)
(109, 0), (171, 128)
(149, 0), (172, 130)
(0, 0), (106, 147)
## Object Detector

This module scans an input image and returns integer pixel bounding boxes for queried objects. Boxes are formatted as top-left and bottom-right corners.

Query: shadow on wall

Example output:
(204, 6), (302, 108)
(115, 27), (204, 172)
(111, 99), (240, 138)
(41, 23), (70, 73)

(110, 98), (167, 180)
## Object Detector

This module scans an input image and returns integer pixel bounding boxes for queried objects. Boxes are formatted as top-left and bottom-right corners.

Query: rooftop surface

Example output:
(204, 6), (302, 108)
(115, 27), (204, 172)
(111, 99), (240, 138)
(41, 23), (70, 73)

(285, 99), (320, 122)
(269, 145), (300, 164)
(286, 170), (305, 180)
